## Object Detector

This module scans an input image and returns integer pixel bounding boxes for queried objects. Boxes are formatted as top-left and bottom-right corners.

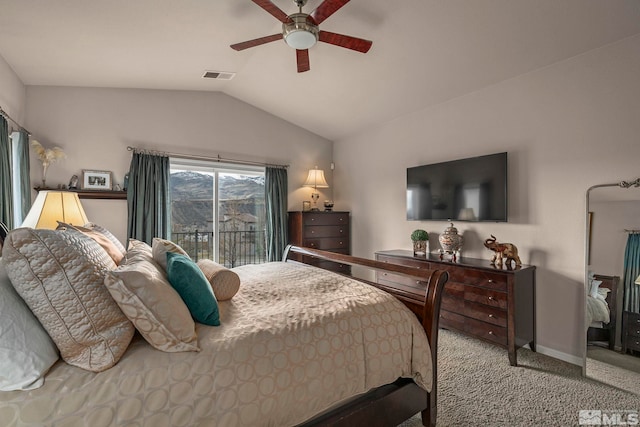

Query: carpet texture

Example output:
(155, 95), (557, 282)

(399, 329), (639, 426)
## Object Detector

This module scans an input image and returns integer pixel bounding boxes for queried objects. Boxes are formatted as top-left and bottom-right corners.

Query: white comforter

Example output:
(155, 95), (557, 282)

(586, 295), (610, 329)
(1, 262), (432, 427)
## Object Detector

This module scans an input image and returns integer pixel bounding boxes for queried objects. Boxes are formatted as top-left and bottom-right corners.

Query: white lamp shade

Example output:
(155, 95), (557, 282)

(635, 274), (640, 285)
(21, 191), (89, 229)
(303, 168), (329, 189)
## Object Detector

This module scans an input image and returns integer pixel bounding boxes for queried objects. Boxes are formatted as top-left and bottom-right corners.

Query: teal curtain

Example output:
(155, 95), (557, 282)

(0, 117), (13, 228)
(126, 151), (170, 245)
(16, 130), (31, 222)
(265, 166), (288, 262)
(622, 233), (640, 313)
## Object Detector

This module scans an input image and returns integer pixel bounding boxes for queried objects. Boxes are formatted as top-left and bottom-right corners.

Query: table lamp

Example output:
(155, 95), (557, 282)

(303, 166), (329, 211)
(21, 191), (88, 229)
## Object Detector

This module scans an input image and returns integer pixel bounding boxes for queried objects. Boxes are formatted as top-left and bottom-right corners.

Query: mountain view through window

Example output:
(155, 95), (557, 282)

(169, 163), (266, 268)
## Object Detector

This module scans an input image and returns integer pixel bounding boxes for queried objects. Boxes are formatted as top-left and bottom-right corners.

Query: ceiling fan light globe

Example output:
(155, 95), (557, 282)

(285, 30), (317, 49)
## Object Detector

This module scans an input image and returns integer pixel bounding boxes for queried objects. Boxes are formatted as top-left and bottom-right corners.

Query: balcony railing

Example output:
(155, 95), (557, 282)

(171, 230), (266, 268)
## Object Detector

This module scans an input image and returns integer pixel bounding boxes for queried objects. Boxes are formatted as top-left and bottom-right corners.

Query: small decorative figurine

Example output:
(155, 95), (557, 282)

(483, 235), (522, 268)
(68, 174), (79, 190)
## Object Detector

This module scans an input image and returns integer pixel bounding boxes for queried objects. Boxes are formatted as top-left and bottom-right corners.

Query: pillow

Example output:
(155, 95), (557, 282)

(57, 222), (125, 265)
(83, 222), (127, 257)
(2, 228), (134, 372)
(166, 252), (220, 326)
(197, 259), (241, 301)
(152, 237), (189, 271)
(104, 247), (199, 352)
(589, 279), (603, 299)
(0, 258), (59, 391)
(596, 287), (611, 302)
(127, 238), (152, 253)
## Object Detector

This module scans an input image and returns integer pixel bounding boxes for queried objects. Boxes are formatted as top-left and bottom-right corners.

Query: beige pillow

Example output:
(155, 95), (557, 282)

(104, 247), (199, 353)
(57, 222), (124, 265)
(2, 228), (134, 372)
(83, 222), (127, 257)
(127, 238), (152, 253)
(197, 259), (241, 301)
(152, 237), (189, 271)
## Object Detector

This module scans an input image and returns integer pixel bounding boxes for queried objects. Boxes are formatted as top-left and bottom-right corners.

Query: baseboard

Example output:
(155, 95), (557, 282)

(534, 344), (583, 366)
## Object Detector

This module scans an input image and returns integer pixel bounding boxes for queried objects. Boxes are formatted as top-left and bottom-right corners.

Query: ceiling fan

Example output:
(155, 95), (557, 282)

(230, 0), (372, 73)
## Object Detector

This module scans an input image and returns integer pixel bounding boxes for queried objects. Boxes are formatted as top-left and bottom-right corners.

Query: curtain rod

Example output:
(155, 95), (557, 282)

(126, 146), (288, 169)
(625, 229), (640, 234)
(0, 106), (31, 135)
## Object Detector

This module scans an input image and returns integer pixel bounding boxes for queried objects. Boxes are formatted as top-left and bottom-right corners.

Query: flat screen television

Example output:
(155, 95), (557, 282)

(407, 152), (507, 222)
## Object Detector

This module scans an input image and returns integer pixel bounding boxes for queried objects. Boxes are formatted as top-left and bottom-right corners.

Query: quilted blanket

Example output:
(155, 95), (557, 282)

(0, 261), (432, 427)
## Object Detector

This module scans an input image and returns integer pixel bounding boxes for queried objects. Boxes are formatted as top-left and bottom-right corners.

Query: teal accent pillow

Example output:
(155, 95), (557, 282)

(166, 252), (220, 326)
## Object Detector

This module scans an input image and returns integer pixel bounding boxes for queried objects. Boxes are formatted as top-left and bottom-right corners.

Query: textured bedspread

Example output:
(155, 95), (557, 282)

(0, 262), (432, 427)
(586, 295), (610, 329)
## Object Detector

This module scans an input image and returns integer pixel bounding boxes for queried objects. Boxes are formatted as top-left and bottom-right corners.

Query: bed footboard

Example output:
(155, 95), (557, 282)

(283, 245), (448, 427)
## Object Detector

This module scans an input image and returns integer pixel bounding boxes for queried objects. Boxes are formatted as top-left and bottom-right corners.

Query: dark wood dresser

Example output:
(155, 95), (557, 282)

(374, 250), (535, 366)
(288, 211), (350, 274)
(622, 311), (640, 355)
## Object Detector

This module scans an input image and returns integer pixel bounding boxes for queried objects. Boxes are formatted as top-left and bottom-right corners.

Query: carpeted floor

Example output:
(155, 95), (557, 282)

(399, 329), (640, 426)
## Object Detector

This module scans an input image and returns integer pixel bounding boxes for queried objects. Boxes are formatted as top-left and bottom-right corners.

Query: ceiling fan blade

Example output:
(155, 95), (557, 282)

(309, 0), (350, 25)
(296, 49), (310, 73)
(318, 31), (372, 53)
(230, 33), (282, 51)
(251, 0), (290, 23)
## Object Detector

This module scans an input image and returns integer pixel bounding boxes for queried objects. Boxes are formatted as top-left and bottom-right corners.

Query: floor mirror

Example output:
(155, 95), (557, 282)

(584, 178), (640, 395)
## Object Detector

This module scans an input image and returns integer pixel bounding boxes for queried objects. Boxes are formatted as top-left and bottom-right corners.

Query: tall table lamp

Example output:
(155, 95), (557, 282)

(303, 166), (329, 211)
(21, 191), (88, 229)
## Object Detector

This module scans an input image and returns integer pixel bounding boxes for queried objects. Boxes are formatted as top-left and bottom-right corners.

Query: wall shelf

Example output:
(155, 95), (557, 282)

(35, 188), (127, 200)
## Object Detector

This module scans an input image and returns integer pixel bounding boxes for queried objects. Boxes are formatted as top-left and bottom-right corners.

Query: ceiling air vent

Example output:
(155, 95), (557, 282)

(202, 71), (236, 80)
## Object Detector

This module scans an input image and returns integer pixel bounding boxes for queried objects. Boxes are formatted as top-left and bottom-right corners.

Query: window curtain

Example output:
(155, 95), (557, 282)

(0, 116), (13, 228)
(126, 151), (170, 245)
(265, 166), (288, 262)
(15, 130), (31, 222)
(622, 233), (640, 313)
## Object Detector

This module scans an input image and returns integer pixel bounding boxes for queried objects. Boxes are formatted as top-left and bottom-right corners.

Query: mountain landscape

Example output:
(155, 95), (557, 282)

(170, 171), (265, 231)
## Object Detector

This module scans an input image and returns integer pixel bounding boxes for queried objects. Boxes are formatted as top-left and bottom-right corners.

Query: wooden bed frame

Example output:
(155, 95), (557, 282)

(283, 245), (449, 427)
(587, 274), (620, 350)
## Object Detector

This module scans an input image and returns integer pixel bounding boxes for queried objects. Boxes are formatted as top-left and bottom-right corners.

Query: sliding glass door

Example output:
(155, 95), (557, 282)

(169, 159), (266, 267)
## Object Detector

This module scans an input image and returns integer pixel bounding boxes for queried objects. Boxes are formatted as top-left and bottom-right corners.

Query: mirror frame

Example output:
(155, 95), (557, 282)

(583, 178), (640, 375)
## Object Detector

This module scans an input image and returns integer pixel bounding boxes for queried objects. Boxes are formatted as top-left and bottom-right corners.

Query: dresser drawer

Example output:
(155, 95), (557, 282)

(464, 300), (507, 327)
(626, 337), (640, 352)
(445, 268), (508, 291)
(441, 293), (507, 327)
(444, 282), (507, 309)
(376, 254), (432, 270)
(303, 225), (348, 238)
(440, 309), (466, 331)
(304, 237), (349, 250)
(303, 212), (349, 226)
(465, 317), (508, 346)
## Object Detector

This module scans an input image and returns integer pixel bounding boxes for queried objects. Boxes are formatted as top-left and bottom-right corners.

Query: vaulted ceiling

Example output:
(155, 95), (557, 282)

(1, 0), (639, 141)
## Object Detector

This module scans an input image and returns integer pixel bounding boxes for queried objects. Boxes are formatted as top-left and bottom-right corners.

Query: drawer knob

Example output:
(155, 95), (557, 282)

(488, 314), (495, 318)
(488, 279), (494, 283)
(339, 229), (343, 233)
(339, 242), (343, 245)
(311, 230), (315, 234)
(488, 296), (495, 301)
(488, 331), (494, 335)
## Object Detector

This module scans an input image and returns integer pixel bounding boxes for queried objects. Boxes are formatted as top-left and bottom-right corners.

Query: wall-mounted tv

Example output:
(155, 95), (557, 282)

(407, 152), (507, 222)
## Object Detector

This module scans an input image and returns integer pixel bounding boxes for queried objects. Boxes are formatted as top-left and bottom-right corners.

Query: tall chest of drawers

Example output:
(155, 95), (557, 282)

(374, 250), (535, 366)
(622, 311), (640, 355)
(287, 211), (350, 274)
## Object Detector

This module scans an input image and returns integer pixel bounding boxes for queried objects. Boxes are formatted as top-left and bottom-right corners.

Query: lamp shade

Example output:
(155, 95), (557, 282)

(303, 167), (329, 189)
(21, 191), (88, 229)
(636, 274), (640, 285)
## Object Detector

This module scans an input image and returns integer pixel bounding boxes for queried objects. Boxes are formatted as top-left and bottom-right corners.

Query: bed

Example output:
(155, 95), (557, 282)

(586, 274), (619, 350)
(0, 241), (448, 427)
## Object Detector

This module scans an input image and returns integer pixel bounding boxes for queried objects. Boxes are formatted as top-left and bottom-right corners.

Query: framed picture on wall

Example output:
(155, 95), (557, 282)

(81, 170), (113, 190)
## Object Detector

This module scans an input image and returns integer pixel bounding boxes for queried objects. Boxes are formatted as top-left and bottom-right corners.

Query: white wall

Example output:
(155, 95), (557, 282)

(0, 54), (26, 131)
(24, 87), (333, 244)
(334, 34), (640, 362)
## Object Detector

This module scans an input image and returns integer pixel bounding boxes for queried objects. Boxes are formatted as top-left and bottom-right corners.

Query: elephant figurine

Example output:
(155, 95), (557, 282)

(483, 235), (522, 268)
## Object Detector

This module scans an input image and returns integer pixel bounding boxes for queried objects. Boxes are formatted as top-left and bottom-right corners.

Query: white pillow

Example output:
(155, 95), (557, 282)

(152, 237), (189, 271)
(596, 287), (611, 302)
(0, 258), (59, 391)
(589, 279), (603, 299)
